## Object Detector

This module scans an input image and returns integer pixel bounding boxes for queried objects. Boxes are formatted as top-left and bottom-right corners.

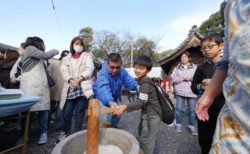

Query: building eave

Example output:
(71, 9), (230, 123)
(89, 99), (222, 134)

(158, 25), (203, 65)
(0, 42), (18, 51)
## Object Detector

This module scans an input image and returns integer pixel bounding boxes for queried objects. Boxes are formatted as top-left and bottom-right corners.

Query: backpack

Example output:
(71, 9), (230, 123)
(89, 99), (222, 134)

(142, 79), (175, 125)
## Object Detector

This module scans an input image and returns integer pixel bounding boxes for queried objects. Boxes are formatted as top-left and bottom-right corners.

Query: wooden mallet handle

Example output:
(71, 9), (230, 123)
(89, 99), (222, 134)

(87, 99), (99, 154)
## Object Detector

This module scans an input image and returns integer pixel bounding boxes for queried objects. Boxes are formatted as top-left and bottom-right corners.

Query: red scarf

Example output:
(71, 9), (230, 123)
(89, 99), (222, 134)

(72, 53), (81, 59)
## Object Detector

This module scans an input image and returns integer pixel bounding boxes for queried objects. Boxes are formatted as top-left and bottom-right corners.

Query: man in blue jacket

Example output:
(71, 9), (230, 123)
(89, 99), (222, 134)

(93, 53), (137, 128)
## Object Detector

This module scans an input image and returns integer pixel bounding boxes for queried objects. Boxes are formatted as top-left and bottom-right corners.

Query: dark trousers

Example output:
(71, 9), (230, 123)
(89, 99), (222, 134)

(198, 114), (219, 154)
(9, 82), (20, 89)
(55, 104), (64, 130)
(139, 114), (161, 154)
(62, 96), (88, 135)
(21, 111), (49, 135)
(48, 100), (64, 131)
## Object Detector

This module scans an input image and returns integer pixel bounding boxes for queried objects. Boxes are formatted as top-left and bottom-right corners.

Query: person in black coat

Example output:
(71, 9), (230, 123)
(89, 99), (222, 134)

(0, 50), (19, 88)
(191, 34), (225, 154)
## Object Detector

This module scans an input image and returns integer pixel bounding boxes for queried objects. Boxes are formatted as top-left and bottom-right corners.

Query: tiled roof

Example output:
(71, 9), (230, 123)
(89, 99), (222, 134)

(0, 42), (18, 51)
(158, 25), (203, 63)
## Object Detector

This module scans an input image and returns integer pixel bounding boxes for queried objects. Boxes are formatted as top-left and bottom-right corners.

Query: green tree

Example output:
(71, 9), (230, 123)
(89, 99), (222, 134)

(92, 49), (107, 63)
(199, 2), (227, 36)
(93, 31), (124, 55)
(119, 37), (157, 67)
(135, 37), (158, 63)
(79, 27), (94, 51)
(78, 28), (160, 67)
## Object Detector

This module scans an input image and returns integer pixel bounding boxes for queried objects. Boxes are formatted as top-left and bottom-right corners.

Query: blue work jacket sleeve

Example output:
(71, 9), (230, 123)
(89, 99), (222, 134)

(122, 70), (137, 91)
(94, 75), (114, 107)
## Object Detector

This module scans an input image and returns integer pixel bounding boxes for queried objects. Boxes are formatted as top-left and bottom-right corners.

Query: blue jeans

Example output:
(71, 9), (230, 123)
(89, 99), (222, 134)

(31, 111), (49, 134)
(62, 96), (88, 135)
(175, 95), (197, 126)
(55, 104), (64, 130)
(99, 99), (121, 128)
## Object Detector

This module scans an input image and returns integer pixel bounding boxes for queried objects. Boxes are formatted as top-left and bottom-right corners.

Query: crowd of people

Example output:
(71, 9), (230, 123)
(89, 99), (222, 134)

(0, 1), (249, 153)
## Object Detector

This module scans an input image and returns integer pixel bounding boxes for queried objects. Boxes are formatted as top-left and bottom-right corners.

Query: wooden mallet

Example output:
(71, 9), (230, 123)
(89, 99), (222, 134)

(85, 99), (116, 154)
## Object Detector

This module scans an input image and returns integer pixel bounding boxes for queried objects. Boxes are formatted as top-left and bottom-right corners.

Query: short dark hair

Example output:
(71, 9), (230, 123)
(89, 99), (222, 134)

(107, 53), (122, 64)
(201, 33), (223, 45)
(70, 37), (86, 55)
(24, 36), (45, 51)
(59, 50), (69, 60)
(181, 51), (191, 59)
(134, 55), (153, 71)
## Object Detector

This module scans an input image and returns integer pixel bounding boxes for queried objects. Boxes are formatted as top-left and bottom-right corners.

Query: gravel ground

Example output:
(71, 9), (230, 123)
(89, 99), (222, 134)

(1, 96), (201, 154)
(118, 96), (201, 154)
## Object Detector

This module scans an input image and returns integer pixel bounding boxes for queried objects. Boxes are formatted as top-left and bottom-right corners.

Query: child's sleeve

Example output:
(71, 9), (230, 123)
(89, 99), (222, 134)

(126, 83), (150, 112)
(191, 66), (203, 95)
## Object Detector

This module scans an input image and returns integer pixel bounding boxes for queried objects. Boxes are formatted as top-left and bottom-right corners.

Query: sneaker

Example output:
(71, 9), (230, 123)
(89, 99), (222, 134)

(38, 132), (48, 144)
(55, 131), (67, 145)
(50, 120), (55, 125)
(168, 119), (176, 127)
(188, 125), (198, 136)
(175, 124), (182, 133)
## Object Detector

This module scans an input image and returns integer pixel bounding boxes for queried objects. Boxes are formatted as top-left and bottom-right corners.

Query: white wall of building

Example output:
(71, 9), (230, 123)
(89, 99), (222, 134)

(125, 67), (163, 78)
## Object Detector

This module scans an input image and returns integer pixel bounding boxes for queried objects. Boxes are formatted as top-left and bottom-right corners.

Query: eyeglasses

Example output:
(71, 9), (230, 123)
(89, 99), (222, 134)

(201, 44), (218, 51)
(109, 65), (121, 70)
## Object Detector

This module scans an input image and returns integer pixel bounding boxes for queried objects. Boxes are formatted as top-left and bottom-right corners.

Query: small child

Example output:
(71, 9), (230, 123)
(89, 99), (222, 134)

(115, 55), (162, 154)
(191, 33), (225, 154)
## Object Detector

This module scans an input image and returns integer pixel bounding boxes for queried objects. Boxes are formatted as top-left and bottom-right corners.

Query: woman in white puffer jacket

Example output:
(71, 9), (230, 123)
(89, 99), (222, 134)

(59, 37), (94, 140)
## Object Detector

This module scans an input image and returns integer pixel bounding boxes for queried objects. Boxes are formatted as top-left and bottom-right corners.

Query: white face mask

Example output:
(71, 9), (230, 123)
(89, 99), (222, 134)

(73, 45), (83, 53)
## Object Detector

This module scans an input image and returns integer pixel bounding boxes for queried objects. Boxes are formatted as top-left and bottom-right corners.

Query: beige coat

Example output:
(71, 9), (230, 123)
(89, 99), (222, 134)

(48, 60), (64, 101)
(60, 52), (94, 109)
